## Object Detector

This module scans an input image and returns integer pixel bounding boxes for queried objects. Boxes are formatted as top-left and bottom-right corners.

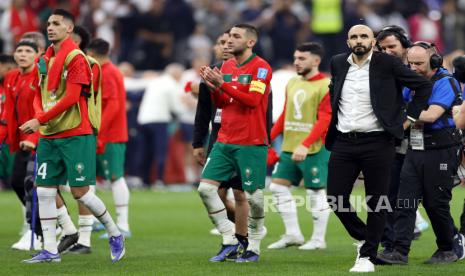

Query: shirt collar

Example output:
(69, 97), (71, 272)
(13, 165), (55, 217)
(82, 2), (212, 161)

(347, 51), (373, 67)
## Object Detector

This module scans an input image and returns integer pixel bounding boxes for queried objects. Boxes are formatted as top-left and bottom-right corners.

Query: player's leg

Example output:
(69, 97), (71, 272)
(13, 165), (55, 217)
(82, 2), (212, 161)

(299, 148), (331, 250)
(22, 138), (63, 263)
(218, 187), (235, 223)
(63, 201), (94, 254)
(231, 176), (248, 257)
(63, 135), (125, 263)
(97, 143), (131, 239)
(268, 152), (304, 249)
(235, 145), (268, 262)
(55, 191), (79, 253)
(109, 143), (130, 234)
(10, 150), (35, 250)
(199, 142), (238, 261)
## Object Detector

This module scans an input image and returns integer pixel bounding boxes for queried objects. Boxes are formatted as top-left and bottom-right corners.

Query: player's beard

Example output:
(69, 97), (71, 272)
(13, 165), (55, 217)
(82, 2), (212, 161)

(230, 44), (248, 56)
(351, 44), (372, 56)
(297, 67), (312, 76)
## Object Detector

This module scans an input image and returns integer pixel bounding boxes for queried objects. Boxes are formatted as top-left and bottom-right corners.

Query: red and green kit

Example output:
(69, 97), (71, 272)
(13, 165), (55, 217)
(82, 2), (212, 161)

(211, 53), (272, 145)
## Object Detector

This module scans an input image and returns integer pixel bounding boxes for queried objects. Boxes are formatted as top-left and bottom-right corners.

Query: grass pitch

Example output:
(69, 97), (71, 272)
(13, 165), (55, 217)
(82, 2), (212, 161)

(1, 186), (465, 275)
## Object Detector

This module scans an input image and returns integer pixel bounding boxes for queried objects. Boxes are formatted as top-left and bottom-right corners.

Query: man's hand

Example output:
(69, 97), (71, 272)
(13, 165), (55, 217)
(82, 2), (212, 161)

(19, 119), (40, 134)
(200, 66), (224, 89)
(403, 120), (411, 130)
(19, 140), (35, 151)
(291, 144), (308, 162)
(193, 147), (206, 165)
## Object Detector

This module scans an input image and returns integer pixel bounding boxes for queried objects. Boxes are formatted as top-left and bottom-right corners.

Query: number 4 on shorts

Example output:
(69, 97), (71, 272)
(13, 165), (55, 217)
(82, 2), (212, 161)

(37, 163), (47, 179)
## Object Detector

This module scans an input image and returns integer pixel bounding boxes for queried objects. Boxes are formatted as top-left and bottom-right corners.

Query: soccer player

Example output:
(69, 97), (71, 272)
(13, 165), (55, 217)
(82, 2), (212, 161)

(87, 38), (131, 240)
(199, 24), (272, 262)
(55, 25), (95, 254)
(1, 41), (42, 250)
(20, 9), (124, 263)
(267, 42), (331, 250)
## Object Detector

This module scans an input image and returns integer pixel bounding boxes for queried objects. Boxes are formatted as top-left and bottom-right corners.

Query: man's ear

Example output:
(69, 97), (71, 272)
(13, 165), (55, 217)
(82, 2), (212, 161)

(247, 39), (256, 49)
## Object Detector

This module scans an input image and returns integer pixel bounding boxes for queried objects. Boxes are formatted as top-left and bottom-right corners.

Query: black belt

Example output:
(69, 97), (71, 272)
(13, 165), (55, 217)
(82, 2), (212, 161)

(338, 131), (387, 139)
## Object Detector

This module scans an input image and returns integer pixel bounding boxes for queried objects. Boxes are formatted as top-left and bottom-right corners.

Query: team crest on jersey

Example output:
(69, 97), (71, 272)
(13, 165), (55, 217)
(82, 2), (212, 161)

(245, 167), (252, 179)
(311, 167), (319, 176)
(257, 68), (268, 79)
(75, 163), (85, 174)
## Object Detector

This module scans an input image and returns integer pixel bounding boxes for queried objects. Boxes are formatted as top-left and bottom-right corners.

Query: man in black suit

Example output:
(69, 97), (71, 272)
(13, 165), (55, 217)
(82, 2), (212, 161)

(325, 24), (432, 272)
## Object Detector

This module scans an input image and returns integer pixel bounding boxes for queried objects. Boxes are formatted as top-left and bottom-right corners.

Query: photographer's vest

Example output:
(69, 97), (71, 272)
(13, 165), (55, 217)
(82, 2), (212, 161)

(282, 76), (330, 154)
(38, 49), (101, 136)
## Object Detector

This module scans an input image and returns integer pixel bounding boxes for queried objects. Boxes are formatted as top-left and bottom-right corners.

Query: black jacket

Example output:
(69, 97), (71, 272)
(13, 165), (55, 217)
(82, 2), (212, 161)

(326, 51), (432, 150)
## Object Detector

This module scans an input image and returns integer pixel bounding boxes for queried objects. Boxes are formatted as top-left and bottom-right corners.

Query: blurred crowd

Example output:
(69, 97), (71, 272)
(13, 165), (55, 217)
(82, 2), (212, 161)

(1, 0), (465, 188)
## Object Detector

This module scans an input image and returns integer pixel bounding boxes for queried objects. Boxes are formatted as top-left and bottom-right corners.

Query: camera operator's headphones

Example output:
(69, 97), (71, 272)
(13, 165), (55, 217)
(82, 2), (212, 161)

(377, 25), (412, 49)
(411, 41), (443, 70)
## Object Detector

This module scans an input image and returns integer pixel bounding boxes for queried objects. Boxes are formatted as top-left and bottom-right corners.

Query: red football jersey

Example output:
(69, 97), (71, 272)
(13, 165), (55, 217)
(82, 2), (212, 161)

(98, 62), (128, 144)
(212, 54), (272, 145)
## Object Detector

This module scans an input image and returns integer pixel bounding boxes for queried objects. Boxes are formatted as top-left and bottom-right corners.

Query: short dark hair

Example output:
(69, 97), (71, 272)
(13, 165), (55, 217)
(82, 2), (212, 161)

(73, 25), (91, 50)
(0, 54), (15, 64)
(296, 42), (325, 59)
(233, 23), (259, 39)
(376, 25), (411, 48)
(16, 40), (39, 53)
(51, 9), (75, 24)
(87, 38), (110, 56)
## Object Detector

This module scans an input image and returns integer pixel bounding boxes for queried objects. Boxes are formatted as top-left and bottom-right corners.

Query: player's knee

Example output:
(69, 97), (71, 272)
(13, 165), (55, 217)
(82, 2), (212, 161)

(269, 182), (289, 194)
(197, 182), (218, 198)
(233, 189), (247, 203)
(71, 186), (90, 200)
(247, 189), (264, 212)
(37, 186), (57, 199)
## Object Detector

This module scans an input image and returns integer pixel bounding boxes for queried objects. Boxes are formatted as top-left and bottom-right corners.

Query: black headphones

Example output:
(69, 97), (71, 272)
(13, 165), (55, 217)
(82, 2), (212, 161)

(411, 41), (443, 70)
(377, 25), (412, 48)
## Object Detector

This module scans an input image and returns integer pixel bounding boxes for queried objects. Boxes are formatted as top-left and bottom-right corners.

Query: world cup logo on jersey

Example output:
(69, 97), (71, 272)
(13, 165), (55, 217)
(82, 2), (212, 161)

(293, 89), (306, 120)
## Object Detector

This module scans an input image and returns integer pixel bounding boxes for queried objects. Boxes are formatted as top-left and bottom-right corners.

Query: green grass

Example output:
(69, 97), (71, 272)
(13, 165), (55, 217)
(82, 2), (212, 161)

(1, 186), (465, 275)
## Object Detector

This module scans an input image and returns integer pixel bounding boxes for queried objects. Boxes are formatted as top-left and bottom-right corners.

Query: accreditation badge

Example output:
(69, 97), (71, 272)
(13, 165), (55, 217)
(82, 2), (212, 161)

(214, 109), (222, 123)
(410, 122), (425, 151)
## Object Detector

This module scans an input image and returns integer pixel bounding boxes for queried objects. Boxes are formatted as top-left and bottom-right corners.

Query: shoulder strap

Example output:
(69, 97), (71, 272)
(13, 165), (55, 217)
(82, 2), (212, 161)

(431, 73), (463, 128)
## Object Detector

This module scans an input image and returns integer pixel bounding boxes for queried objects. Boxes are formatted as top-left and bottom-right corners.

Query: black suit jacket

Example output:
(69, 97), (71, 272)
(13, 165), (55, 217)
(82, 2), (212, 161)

(326, 51), (432, 151)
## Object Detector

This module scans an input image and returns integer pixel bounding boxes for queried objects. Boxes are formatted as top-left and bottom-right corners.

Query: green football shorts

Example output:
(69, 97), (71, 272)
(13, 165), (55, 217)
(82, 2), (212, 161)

(201, 142), (267, 191)
(0, 144), (15, 178)
(35, 135), (96, 187)
(272, 148), (330, 189)
(97, 143), (126, 181)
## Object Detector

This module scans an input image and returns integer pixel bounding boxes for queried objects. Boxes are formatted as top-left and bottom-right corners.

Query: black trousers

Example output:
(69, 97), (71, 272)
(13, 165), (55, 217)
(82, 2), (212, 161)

(327, 133), (395, 260)
(394, 146), (459, 255)
(381, 153), (405, 250)
(11, 150), (31, 205)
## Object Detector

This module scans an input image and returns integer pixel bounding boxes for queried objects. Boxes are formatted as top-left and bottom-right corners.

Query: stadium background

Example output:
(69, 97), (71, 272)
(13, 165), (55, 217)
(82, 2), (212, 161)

(1, 0), (465, 274)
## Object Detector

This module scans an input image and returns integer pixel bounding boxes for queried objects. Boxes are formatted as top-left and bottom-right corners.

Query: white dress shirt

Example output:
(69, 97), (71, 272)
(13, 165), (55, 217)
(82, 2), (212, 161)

(336, 52), (384, 133)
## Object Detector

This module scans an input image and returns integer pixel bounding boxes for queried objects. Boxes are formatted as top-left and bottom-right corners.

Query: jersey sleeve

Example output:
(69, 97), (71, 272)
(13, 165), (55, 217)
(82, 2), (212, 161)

(67, 54), (91, 85)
